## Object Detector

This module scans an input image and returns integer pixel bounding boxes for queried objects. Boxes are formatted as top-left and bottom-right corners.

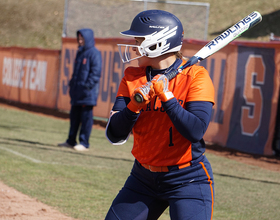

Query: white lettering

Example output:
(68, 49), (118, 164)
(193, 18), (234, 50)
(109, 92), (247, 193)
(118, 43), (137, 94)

(2, 57), (47, 91)
(25, 60), (32, 89)
(2, 57), (12, 85)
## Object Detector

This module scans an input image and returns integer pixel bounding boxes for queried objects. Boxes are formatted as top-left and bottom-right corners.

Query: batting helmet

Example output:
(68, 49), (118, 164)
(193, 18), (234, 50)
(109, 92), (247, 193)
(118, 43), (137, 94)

(118, 10), (184, 63)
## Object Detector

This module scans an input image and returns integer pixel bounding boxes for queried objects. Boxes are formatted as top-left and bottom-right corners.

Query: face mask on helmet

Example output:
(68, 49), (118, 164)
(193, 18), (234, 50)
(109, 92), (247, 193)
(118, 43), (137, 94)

(118, 10), (184, 63)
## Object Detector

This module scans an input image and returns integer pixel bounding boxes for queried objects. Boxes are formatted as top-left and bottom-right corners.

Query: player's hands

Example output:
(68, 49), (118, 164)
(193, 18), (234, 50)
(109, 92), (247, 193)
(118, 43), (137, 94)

(151, 74), (174, 102)
(127, 83), (153, 113)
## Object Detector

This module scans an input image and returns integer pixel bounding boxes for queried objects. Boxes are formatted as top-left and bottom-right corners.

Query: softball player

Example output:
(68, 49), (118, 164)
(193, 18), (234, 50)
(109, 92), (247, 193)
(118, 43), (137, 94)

(105, 10), (215, 220)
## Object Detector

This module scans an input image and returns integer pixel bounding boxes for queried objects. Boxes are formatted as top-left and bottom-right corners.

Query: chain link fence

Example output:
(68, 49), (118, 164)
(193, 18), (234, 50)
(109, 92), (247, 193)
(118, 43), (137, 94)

(63, 0), (209, 40)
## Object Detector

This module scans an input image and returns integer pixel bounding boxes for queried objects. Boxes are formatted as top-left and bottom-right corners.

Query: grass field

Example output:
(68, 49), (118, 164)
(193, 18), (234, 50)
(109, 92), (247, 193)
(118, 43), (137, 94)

(0, 106), (280, 220)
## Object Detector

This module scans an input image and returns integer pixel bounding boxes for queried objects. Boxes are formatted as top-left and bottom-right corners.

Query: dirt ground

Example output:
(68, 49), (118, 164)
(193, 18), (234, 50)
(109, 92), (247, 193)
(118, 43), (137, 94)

(0, 100), (279, 220)
(0, 181), (76, 220)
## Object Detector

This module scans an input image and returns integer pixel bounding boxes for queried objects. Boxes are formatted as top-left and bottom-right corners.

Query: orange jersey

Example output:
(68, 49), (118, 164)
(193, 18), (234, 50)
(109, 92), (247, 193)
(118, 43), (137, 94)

(116, 61), (215, 166)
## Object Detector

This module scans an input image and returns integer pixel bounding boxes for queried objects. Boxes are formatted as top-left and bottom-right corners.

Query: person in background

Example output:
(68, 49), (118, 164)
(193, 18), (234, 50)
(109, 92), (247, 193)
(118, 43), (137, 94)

(58, 28), (102, 151)
(105, 10), (215, 219)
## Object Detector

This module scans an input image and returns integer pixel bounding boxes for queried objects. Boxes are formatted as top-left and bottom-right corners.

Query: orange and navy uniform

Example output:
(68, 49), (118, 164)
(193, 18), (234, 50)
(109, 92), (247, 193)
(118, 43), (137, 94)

(106, 59), (215, 167)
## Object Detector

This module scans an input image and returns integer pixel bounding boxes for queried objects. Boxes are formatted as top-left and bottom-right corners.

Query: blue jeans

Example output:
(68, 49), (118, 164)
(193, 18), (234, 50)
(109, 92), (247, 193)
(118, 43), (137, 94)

(66, 105), (93, 148)
(105, 154), (214, 220)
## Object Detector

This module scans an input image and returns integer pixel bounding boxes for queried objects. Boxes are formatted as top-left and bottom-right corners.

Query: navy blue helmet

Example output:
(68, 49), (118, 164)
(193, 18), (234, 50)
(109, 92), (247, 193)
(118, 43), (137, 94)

(118, 10), (184, 63)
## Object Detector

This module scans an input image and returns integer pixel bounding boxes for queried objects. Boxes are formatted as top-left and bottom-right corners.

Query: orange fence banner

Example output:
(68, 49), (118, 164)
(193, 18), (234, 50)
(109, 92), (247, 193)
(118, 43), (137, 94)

(0, 47), (60, 108)
(1, 38), (280, 156)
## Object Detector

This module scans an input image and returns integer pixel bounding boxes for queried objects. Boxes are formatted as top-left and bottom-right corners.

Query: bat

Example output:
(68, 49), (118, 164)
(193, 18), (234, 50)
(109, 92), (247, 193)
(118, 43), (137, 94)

(134, 11), (262, 103)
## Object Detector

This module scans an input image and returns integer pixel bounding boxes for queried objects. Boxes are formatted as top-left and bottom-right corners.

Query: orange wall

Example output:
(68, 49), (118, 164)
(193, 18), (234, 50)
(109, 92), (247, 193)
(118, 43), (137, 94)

(1, 38), (280, 155)
(0, 47), (60, 108)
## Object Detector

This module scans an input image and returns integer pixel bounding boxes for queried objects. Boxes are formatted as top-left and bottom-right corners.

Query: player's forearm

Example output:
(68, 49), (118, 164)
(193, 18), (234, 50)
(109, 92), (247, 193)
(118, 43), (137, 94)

(162, 99), (213, 142)
(108, 107), (139, 138)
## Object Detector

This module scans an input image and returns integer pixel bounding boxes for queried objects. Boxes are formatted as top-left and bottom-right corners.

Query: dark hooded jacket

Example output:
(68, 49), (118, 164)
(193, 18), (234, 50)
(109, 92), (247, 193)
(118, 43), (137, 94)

(69, 28), (102, 106)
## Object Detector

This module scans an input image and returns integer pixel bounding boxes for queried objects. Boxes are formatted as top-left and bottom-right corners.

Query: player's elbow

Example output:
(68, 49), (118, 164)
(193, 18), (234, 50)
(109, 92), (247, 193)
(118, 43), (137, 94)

(180, 123), (207, 142)
(187, 132), (205, 143)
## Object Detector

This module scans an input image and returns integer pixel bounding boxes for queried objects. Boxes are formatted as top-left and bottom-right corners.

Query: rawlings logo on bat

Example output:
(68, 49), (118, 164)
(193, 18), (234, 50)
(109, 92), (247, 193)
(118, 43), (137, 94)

(205, 11), (261, 50)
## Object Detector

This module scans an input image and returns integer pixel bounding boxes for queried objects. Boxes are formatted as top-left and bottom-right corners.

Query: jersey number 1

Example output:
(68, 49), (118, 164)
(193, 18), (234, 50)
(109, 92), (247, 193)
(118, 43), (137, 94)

(169, 127), (174, 147)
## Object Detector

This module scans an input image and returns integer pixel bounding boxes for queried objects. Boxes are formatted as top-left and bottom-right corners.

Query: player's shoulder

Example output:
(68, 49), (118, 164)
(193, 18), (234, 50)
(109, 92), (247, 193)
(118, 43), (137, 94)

(181, 64), (208, 78)
(124, 66), (146, 80)
(191, 64), (207, 71)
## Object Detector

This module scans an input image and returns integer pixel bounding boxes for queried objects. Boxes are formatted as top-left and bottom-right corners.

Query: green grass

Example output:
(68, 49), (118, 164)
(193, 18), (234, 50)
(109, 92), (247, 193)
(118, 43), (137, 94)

(0, 106), (280, 219)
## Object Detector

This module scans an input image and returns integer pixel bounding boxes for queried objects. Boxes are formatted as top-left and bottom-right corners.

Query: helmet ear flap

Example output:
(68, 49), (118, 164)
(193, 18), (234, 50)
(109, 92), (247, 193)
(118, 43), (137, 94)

(145, 42), (163, 57)
(149, 44), (157, 51)
(148, 42), (163, 51)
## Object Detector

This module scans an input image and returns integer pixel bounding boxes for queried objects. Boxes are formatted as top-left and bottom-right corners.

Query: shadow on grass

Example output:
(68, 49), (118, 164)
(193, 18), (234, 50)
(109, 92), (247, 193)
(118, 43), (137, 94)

(1, 137), (53, 146)
(1, 138), (279, 185)
(210, 10), (280, 38)
(0, 124), (23, 130)
(0, 138), (134, 163)
(214, 172), (280, 185)
(207, 144), (280, 165)
(0, 122), (69, 135)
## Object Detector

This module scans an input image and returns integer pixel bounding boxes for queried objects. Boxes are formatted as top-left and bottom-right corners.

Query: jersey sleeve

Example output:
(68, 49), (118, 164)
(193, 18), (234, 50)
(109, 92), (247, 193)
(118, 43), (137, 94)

(116, 76), (130, 98)
(116, 66), (147, 98)
(106, 66), (147, 145)
(186, 66), (215, 105)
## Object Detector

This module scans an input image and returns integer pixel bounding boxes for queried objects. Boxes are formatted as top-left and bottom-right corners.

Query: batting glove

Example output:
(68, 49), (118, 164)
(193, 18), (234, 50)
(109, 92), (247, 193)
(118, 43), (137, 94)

(151, 74), (174, 102)
(127, 83), (152, 113)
